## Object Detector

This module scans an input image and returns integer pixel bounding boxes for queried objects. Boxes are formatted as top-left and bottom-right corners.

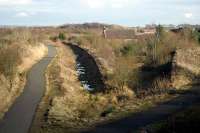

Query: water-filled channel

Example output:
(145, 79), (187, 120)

(66, 43), (105, 92)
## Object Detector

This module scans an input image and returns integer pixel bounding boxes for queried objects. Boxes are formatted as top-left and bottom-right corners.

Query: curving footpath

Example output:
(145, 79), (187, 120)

(0, 45), (56, 133)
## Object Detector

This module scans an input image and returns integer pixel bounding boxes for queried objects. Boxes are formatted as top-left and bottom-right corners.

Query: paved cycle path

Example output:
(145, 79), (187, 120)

(0, 45), (56, 133)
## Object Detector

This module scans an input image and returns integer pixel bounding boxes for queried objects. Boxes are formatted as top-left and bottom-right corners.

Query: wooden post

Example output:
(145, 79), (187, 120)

(103, 26), (107, 39)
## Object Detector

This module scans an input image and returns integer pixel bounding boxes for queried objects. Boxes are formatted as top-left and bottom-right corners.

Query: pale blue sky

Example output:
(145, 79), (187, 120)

(0, 0), (199, 26)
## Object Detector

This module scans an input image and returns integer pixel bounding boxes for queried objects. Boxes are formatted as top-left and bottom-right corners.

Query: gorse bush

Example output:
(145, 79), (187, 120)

(120, 41), (145, 57)
(58, 32), (66, 40)
(50, 32), (66, 41)
(120, 44), (134, 56)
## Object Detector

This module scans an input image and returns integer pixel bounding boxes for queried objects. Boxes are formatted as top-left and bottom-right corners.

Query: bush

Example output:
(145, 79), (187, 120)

(58, 33), (66, 40)
(120, 44), (134, 56)
(50, 36), (58, 42)
(107, 56), (139, 91)
(192, 30), (200, 44)
(120, 42), (145, 57)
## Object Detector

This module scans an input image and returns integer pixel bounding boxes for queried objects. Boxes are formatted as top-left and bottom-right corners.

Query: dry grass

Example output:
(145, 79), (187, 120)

(30, 26), (200, 132)
(69, 27), (199, 91)
(31, 43), (136, 132)
(34, 40), (179, 133)
(18, 44), (47, 73)
(145, 29), (198, 67)
(67, 27), (200, 96)
(0, 28), (47, 119)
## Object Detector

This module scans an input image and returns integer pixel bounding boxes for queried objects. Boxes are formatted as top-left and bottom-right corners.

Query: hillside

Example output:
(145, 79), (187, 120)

(59, 22), (126, 30)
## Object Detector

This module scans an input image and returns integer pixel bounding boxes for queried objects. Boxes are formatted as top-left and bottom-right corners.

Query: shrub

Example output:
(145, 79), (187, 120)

(50, 36), (58, 42)
(151, 77), (171, 94)
(192, 30), (200, 44)
(120, 42), (145, 57)
(107, 56), (139, 91)
(58, 33), (66, 40)
(120, 44), (133, 56)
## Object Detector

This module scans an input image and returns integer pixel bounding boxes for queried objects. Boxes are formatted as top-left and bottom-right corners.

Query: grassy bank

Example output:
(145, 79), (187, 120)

(0, 28), (48, 119)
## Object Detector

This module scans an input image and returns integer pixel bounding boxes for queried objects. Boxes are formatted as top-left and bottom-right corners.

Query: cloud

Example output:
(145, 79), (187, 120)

(0, 0), (32, 6)
(111, 0), (129, 8)
(0, 0), (199, 26)
(81, 0), (105, 8)
(80, 0), (137, 9)
(15, 12), (29, 17)
(184, 12), (193, 18)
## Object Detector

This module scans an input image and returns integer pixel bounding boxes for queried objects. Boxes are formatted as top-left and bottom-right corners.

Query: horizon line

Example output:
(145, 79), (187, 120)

(0, 22), (200, 28)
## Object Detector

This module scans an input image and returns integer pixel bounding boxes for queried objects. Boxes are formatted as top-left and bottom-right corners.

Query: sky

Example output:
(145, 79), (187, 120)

(0, 0), (199, 26)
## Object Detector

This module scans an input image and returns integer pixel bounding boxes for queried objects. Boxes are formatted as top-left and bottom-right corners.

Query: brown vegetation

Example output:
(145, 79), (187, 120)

(0, 28), (47, 118)
(31, 42), (176, 133)
(68, 25), (199, 97)
(29, 25), (200, 132)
